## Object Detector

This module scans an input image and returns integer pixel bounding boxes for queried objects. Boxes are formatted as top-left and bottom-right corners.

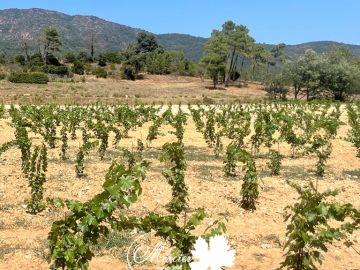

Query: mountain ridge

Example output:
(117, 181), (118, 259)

(1, 8), (360, 62)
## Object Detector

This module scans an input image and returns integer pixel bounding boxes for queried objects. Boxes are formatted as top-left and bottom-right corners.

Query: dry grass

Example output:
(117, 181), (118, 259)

(0, 75), (267, 105)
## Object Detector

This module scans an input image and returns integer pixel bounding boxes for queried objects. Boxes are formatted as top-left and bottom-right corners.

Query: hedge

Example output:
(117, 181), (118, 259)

(44, 65), (69, 75)
(8, 72), (49, 84)
(30, 65), (69, 75)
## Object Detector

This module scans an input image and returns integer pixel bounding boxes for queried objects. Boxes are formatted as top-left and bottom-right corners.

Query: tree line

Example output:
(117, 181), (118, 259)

(201, 21), (287, 89)
(1, 27), (198, 80)
(1, 21), (360, 101)
(201, 21), (360, 100)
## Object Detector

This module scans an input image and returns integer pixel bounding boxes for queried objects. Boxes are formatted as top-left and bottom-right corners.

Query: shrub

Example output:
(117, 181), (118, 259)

(30, 53), (44, 66)
(8, 72), (49, 84)
(102, 52), (122, 64)
(98, 54), (107, 67)
(146, 50), (171, 74)
(265, 75), (289, 100)
(120, 63), (136, 80)
(43, 65), (69, 75)
(93, 67), (107, 78)
(46, 54), (61, 66)
(77, 51), (92, 63)
(64, 52), (77, 63)
(15, 55), (26, 66)
(71, 61), (85, 75)
(84, 64), (93, 75)
(29, 66), (45, 72)
(0, 73), (7, 80)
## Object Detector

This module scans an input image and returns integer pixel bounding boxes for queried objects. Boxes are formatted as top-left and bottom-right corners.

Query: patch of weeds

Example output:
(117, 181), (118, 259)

(195, 165), (222, 181)
(343, 169), (360, 180)
(14, 217), (30, 228)
(93, 230), (133, 261)
(0, 203), (14, 212)
(113, 93), (124, 98)
(262, 234), (281, 247)
(202, 96), (215, 105)
(184, 146), (216, 162)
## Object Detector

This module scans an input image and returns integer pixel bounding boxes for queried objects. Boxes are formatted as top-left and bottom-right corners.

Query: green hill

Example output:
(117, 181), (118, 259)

(1, 8), (360, 62)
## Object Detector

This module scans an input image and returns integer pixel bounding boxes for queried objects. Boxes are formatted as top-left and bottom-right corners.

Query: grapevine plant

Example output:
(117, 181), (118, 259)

(238, 149), (259, 211)
(281, 181), (360, 270)
(267, 149), (283, 176)
(75, 141), (99, 178)
(160, 141), (188, 214)
(48, 161), (226, 270)
(347, 103), (360, 157)
(224, 144), (259, 210)
(48, 162), (148, 269)
(26, 144), (48, 214)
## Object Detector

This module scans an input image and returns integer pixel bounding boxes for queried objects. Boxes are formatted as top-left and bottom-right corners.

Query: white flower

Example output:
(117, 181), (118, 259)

(190, 235), (236, 270)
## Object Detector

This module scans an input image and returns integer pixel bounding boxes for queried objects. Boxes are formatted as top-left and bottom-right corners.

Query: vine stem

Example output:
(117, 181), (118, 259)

(351, 245), (360, 256)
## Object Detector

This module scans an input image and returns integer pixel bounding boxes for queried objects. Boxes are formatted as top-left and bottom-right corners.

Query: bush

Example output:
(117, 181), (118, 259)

(98, 54), (107, 67)
(265, 75), (289, 100)
(71, 61), (85, 75)
(146, 50), (171, 74)
(84, 64), (93, 75)
(15, 55), (26, 66)
(120, 63), (136, 80)
(46, 54), (61, 66)
(8, 72), (49, 84)
(93, 67), (107, 78)
(102, 52), (122, 64)
(29, 65), (69, 75)
(29, 66), (45, 73)
(0, 73), (7, 80)
(44, 65), (69, 75)
(77, 52), (92, 63)
(30, 53), (44, 67)
(64, 52), (77, 63)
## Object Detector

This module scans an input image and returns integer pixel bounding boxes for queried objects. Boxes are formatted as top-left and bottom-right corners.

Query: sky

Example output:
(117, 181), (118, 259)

(0, 0), (359, 45)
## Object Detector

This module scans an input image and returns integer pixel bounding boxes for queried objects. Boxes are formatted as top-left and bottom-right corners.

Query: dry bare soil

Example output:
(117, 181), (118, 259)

(0, 107), (360, 270)
(0, 75), (266, 105)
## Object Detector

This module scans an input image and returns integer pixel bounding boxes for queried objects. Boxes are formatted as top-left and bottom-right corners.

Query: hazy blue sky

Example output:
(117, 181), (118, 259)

(0, 0), (359, 45)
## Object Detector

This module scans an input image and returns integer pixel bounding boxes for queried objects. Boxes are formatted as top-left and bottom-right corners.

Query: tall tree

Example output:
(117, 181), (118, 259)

(201, 30), (228, 89)
(270, 43), (286, 63)
(221, 21), (255, 86)
(284, 50), (320, 100)
(41, 27), (62, 64)
(136, 32), (160, 54)
(267, 43), (286, 75)
(319, 47), (359, 100)
(251, 44), (270, 81)
(88, 31), (98, 62)
(18, 32), (32, 62)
